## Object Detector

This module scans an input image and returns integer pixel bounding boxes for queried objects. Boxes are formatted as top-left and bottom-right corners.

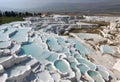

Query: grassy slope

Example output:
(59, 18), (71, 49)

(0, 17), (24, 24)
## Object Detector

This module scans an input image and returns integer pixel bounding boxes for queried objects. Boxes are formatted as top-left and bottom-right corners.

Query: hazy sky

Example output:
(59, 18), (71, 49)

(0, 0), (114, 11)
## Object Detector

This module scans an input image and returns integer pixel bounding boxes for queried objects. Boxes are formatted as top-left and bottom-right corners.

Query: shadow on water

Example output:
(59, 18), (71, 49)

(18, 48), (26, 56)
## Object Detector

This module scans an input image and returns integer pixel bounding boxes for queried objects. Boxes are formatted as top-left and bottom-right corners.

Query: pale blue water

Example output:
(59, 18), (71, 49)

(19, 42), (49, 64)
(87, 70), (97, 77)
(41, 51), (51, 59)
(75, 43), (87, 57)
(54, 60), (69, 73)
(11, 28), (30, 42)
(76, 58), (96, 70)
(57, 37), (66, 46)
(0, 33), (9, 41)
(20, 42), (43, 59)
(77, 64), (90, 75)
(47, 38), (57, 48)
(46, 53), (58, 62)
(4, 27), (17, 35)
(47, 37), (63, 52)
(46, 64), (54, 71)
(102, 45), (115, 54)
(70, 62), (77, 70)
(0, 41), (11, 49)
(68, 39), (93, 58)
(74, 54), (82, 59)
(68, 57), (76, 63)
(87, 70), (104, 82)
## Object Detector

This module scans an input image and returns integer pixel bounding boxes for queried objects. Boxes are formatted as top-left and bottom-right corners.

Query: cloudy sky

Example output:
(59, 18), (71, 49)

(0, 0), (116, 11)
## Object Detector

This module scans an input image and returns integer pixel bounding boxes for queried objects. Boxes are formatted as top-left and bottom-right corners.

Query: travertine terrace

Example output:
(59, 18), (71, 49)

(0, 15), (120, 82)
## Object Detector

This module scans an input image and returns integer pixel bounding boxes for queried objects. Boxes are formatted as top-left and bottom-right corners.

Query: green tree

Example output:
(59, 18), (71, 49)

(0, 10), (2, 17)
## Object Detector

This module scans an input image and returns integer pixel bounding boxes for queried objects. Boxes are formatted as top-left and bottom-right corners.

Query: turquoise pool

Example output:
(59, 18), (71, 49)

(101, 45), (115, 54)
(54, 60), (70, 73)
(11, 28), (31, 42)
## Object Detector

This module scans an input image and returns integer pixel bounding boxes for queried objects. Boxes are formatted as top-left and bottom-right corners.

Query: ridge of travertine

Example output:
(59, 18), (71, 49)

(0, 15), (120, 82)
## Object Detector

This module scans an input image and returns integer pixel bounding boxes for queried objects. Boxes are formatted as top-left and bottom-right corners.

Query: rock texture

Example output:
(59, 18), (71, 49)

(0, 15), (120, 82)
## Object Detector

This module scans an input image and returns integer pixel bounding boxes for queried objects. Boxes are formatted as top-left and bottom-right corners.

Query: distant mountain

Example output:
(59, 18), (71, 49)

(32, 2), (120, 14)
(1, 0), (120, 14)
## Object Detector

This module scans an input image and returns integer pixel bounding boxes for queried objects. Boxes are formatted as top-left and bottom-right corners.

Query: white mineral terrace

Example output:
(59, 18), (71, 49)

(0, 15), (120, 82)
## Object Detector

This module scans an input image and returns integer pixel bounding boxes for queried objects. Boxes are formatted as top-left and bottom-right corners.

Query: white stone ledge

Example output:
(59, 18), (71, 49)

(0, 56), (15, 68)
(0, 65), (4, 74)
(0, 73), (8, 82)
(6, 65), (31, 82)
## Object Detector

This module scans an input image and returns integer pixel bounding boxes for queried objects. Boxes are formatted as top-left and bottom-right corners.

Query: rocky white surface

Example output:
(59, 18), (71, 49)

(0, 15), (120, 82)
